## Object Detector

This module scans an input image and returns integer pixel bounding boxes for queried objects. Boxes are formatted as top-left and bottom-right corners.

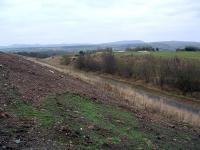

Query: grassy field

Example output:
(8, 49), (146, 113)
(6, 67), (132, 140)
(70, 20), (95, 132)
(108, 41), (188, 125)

(114, 51), (200, 60)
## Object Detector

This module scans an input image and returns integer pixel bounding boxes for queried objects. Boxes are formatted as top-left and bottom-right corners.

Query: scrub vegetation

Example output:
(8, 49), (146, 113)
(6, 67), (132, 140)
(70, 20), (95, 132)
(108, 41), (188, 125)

(74, 51), (200, 98)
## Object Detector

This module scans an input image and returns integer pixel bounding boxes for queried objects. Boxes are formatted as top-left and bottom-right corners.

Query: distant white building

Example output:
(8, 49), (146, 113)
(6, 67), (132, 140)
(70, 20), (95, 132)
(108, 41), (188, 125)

(116, 50), (125, 53)
(138, 51), (150, 53)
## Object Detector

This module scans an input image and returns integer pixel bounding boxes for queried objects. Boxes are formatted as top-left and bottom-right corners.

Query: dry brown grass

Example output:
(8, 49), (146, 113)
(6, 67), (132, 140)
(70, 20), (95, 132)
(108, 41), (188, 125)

(61, 69), (200, 126)
(102, 82), (200, 126)
(27, 56), (200, 127)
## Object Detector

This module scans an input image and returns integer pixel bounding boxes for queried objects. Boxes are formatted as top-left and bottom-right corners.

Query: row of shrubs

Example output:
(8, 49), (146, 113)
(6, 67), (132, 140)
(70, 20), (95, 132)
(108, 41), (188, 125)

(126, 47), (159, 52)
(75, 51), (200, 96)
(176, 46), (200, 51)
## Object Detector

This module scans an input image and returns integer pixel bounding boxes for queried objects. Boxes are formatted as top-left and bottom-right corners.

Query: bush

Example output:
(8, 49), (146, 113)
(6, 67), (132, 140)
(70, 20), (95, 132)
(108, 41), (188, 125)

(156, 57), (200, 95)
(117, 60), (133, 78)
(76, 51), (100, 71)
(61, 55), (71, 65)
(138, 55), (156, 82)
(173, 59), (200, 95)
(101, 52), (116, 74)
(126, 46), (156, 52)
(176, 46), (200, 52)
(76, 52), (85, 69)
(84, 55), (101, 71)
(75, 51), (200, 96)
(185, 46), (200, 52)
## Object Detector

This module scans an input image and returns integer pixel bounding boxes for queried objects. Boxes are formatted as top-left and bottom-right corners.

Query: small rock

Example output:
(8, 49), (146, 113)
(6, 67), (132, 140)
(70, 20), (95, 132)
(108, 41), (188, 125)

(157, 135), (165, 140)
(115, 120), (124, 124)
(84, 135), (92, 144)
(185, 137), (191, 141)
(91, 97), (97, 100)
(88, 125), (94, 129)
(49, 70), (54, 74)
(2, 146), (6, 149)
(40, 109), (47, 112)
(0, 112), (10, 118)
(15, 139), (21, 144)
(157, 136), (161, 140)
(0, 129), (9, 136)
(168, 124), (175, 128)
(121, 136), (128, 142)
(69, 143), (73, 147)
(173, 138), (177, 142)
(107, 137), (112, 141)
(73, 111), (79, 114)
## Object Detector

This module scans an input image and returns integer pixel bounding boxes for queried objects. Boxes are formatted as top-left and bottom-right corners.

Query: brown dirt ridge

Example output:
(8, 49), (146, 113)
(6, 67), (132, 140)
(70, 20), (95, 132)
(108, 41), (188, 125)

(0, 53), (118, 106)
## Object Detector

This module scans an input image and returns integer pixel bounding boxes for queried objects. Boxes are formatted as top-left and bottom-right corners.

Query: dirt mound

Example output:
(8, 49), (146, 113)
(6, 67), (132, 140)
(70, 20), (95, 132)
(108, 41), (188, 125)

(0, 53), (117, 105)
(0, 53), (119, 149)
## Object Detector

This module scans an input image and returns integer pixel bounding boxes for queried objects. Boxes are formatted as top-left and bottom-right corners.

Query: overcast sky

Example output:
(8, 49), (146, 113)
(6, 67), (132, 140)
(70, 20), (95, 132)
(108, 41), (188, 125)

(0, 0), (199, 45)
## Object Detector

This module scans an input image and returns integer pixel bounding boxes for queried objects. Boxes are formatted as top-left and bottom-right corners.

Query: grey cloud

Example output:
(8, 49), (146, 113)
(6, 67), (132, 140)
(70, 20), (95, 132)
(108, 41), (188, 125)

(0, 0), (199, 45)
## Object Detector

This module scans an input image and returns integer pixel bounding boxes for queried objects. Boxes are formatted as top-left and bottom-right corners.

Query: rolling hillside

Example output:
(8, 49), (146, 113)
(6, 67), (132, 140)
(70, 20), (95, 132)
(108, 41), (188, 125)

(0, 53), (200, 149)
(1, 41), (200, 52)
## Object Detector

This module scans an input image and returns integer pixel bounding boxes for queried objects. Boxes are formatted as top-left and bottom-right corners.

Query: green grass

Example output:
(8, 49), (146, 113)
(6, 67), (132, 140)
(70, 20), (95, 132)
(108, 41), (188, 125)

(114, 51), (200, 60)
(10, 93), (199, 149)
(13, 100), (56, 128)
(44, 93), (153, 149)
(11, 93), (153, 149)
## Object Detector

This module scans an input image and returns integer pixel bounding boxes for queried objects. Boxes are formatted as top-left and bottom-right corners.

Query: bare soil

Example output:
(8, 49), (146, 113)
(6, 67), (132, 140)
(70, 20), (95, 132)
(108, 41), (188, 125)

(0, 53), (119, 106)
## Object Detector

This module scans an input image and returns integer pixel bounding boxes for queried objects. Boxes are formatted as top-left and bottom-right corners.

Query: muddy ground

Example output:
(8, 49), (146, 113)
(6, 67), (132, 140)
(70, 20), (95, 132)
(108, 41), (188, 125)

(0, 53), (200, 150)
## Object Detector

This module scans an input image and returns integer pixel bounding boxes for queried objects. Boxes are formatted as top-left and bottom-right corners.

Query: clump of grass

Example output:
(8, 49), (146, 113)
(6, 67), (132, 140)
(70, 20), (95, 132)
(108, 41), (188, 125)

(53, 93), (153, 149)
(13, 100), (56, 128)
(61, 55), (71, 65)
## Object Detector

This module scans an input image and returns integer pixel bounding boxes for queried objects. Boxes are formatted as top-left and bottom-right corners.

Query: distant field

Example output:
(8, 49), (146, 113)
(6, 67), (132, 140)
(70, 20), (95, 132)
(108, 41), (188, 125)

(114, 51), (200, 60)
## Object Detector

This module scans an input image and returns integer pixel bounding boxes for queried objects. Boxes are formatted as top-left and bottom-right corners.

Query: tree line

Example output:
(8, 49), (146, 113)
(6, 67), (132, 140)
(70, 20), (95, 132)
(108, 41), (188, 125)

(177, 46), (200, 52)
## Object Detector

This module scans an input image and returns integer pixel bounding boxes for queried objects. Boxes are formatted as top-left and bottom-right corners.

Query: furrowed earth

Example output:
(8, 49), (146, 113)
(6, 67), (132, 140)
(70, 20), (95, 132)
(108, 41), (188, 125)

(0, 53), (200, 150)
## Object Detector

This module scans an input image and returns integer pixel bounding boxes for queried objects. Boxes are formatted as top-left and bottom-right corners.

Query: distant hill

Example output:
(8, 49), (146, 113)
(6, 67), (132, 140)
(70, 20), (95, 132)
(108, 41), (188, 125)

(148, 41), (200, 51)
(1, 40), (200, 52)
(102, 40), (145, 45)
